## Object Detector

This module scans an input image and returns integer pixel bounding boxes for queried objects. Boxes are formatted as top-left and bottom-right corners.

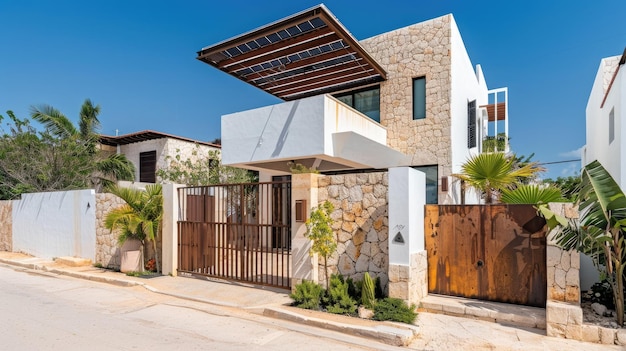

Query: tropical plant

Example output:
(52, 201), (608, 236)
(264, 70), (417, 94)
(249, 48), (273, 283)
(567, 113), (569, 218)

(482, 133), (507, 153)
(30, 99), (135, 190)
(156, 147), (256, 185)
(453, 152), (543, 203)
(500, 184), (565, 204)
(543, 175), (582, 202)
(539, 160), (626, 326)
(104, 184), (164, 273)
(305, 201), (336, 289)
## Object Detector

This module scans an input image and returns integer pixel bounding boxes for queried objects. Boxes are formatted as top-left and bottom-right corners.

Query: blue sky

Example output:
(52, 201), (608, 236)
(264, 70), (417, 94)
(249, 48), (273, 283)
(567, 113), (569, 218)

(1, 0), (625, 180)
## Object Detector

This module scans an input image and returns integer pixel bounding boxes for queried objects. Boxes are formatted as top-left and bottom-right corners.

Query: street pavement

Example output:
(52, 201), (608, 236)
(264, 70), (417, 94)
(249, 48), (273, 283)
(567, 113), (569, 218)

(0, 251), (622, 350)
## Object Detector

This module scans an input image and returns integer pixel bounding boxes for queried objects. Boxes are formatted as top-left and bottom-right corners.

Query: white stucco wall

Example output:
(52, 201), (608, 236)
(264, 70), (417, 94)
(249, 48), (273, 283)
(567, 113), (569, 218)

(388, 167), (425, 265)
(449, 17), (488, 204)
(12, 189), (96, 260)
(585, 55), (623, 185)
(221, 95), (387, 167)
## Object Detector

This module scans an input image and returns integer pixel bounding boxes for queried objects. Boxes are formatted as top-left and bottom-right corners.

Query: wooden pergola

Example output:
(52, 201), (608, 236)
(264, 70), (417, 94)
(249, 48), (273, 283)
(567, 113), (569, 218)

(197, 5), (386, 101)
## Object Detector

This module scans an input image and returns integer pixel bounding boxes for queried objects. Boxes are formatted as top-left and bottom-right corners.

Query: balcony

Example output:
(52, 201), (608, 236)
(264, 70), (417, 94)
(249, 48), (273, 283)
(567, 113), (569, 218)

(221, 94), (409, 173)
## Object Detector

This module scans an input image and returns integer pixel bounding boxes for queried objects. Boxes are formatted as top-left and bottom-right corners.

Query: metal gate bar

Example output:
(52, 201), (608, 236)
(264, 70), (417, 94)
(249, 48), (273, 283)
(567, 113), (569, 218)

(177, 181), (291, 289)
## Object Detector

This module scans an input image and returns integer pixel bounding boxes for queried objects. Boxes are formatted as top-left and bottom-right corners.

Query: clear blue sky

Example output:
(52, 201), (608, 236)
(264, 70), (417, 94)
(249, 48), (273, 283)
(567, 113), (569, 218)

(1, 0), (625, 180)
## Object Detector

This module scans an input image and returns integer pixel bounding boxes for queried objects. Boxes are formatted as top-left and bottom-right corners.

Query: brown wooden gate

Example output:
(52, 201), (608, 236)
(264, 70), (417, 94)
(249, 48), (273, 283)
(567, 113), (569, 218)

(177, 180), (291, 289)
(425, 204), (547, 307)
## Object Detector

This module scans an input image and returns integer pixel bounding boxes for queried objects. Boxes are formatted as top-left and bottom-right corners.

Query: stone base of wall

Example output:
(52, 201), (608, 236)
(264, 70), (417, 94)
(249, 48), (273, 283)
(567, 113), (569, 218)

(388, 251), (427, 306)
(546, 301), (626, 345)
(0, 201), (12, 252)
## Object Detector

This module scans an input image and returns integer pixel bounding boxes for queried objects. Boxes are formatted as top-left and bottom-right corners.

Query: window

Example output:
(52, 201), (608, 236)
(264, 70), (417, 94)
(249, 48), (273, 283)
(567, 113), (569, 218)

(413, 77), (426, 120)
(412, 165), (438, 204)
(139, 151), (157, 183)
(609, 108), (615, 144)
(334, 86), (380, 122)
(467, 100), (477, 148)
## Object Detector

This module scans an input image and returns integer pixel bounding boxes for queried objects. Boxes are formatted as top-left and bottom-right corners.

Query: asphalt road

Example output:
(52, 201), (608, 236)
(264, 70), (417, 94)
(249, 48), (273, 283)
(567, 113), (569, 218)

(0, 264), (399, 351)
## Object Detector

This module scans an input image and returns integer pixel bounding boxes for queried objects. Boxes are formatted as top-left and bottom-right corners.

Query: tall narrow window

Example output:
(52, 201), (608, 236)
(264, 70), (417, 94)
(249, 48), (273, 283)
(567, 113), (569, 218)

(139, 150), (157, 183)
(467, 100), (477, 148)
(609, 108), (615, 144)
(413, 77), (426, 120)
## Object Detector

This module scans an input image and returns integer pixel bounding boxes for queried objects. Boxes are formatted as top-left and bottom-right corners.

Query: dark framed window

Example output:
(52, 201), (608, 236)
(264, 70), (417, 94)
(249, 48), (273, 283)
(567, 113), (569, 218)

(413, 77), (426, 120)
(609, 108), (615, 144)
(467, 100), (477, 148)
(139, 151), (157, 183)
(334, 86), (380, 123)
(412, 165), (438, 204)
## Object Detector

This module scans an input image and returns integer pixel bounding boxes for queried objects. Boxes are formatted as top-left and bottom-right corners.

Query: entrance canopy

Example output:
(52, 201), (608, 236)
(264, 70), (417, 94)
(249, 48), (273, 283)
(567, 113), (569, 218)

(197, 4), (386, 101)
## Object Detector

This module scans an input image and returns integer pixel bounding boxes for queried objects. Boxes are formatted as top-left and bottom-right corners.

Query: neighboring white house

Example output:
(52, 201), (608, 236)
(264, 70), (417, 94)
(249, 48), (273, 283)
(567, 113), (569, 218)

(100, 130), (220, 183)
(197, 4), (509, 204)
(583, 48), (626, 186)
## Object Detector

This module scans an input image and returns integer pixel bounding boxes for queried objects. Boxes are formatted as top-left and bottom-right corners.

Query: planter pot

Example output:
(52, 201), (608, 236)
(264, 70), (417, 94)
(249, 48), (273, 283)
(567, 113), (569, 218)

(121, 250), (142, 273)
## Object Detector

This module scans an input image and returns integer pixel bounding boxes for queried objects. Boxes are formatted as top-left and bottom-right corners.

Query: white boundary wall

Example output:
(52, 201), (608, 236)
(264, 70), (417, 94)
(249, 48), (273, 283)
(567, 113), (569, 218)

(12, 189), (96, 260)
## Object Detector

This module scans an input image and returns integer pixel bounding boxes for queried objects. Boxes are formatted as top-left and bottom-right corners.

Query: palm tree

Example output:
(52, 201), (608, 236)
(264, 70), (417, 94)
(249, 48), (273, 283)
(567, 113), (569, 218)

(453, 152), (543, 203)
(104, 184), (163, 273)
(500, 184), (565, 204)
(30, 99), (134, 189)
(540, 160), (626, 326)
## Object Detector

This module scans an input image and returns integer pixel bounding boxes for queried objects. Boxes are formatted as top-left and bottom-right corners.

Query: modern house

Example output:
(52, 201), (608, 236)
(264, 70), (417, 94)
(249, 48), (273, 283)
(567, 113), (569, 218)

(197, 4), (508, 204)
(583, 48), (626, 186)
(99, 130), (220, 184)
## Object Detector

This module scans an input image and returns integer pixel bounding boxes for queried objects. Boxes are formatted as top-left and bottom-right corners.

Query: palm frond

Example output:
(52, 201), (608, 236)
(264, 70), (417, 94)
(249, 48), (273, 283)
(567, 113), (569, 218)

(97, 154), (135, 181)
(501, 184), (565, 204)
(30, 104), (78, 139)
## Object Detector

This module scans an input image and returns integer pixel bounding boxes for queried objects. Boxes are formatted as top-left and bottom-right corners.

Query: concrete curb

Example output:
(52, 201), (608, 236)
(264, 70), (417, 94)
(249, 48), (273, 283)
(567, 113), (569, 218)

(263, 307), (418, 347)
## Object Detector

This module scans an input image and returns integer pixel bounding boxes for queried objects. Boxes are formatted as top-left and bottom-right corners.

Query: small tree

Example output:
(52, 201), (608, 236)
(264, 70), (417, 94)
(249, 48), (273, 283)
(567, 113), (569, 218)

(305, 201), (336, 289)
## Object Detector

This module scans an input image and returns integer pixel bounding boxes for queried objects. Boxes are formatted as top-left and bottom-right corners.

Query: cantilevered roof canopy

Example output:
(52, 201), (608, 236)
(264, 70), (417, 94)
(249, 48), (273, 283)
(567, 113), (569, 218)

(197, 4), (386, 101)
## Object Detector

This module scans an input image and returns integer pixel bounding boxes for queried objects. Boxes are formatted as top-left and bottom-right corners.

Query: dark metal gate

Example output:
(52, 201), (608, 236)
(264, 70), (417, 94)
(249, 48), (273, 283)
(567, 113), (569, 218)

(425, 204), (547, 307)
(177, 180), (291, 289)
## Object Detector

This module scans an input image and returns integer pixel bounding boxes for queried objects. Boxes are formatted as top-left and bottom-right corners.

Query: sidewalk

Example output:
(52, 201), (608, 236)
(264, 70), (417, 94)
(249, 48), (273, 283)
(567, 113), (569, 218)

(1, 251), (623, 350)
(0, 252), (417, 347)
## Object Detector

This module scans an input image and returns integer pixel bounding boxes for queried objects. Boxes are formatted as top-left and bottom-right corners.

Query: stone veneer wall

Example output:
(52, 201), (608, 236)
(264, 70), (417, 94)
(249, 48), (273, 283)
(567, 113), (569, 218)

(0, 201), (12, 251)
(388, 251), (428, 306)
(95, 193), (126, 269)
(316, 172), (389, 290)
(546, 203), (626, 345)
(360, 15), (452, 185)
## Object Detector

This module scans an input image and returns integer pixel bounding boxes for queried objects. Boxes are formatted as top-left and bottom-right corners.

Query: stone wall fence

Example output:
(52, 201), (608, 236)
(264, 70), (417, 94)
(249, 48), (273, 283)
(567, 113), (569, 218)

(316, 172), (390, 292)
(546, 203), (626, 346)
(0, 200), (12, 252)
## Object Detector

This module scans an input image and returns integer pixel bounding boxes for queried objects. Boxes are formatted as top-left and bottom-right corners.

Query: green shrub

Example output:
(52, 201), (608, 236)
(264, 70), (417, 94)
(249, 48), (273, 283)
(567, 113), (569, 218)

(361, 272), (376, 308)
(346, 277), (361, 303)
(324, 274), (357, 315)
(374, 276), (384, 299)
(290, 280), (324, 310)
(373, 298), (417, 324)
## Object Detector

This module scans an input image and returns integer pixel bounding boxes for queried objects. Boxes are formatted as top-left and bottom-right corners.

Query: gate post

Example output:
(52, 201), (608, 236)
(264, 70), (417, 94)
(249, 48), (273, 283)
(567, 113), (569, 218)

(388, 167), (428, 306)
(291, 173), (322, 289)
(162, 183), (183, 276)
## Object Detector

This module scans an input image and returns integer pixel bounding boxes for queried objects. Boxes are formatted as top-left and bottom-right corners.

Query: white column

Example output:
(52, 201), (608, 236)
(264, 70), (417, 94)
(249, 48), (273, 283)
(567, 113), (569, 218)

(162, 183), (183, 276)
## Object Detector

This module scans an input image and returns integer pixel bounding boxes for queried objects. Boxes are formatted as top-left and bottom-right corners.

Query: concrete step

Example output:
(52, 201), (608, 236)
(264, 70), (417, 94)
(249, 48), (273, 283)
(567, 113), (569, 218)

(419, 294), (546, 329)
